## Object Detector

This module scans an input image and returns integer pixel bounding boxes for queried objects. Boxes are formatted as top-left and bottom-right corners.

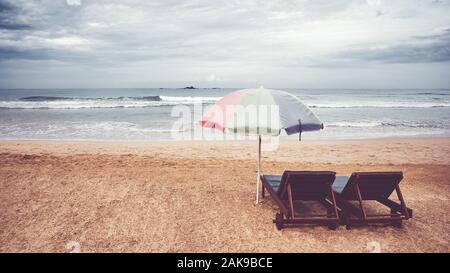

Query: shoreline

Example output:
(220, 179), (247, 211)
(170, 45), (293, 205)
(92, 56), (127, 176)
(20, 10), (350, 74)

(0, 133), (449, 142)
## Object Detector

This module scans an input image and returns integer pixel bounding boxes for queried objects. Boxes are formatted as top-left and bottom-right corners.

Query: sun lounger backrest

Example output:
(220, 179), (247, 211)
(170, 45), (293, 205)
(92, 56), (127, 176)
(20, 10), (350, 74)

(340, 172), (403, 200)
(280, 171), (336, 201)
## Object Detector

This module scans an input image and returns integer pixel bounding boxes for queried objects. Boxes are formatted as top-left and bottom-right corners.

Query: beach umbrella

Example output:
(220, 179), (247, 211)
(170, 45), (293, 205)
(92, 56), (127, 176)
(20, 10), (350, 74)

(199, 87), (323, 204)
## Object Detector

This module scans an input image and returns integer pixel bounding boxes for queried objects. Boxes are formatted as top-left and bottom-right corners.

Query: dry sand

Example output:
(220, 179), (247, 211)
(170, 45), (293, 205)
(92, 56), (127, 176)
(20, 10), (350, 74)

(0, 138), (449, 252)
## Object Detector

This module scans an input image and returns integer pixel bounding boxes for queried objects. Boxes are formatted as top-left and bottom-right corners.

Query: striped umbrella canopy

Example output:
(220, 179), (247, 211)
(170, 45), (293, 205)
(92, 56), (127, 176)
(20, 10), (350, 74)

(199, 87), (324, 203)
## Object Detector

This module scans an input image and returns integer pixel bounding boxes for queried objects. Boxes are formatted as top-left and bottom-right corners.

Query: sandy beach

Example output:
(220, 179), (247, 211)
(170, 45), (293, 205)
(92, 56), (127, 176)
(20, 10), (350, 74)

(0, 137), (449, 253)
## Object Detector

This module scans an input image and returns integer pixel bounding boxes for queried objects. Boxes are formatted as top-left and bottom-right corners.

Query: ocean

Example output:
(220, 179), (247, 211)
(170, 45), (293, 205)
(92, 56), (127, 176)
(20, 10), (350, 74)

(0, 88), (449, 141)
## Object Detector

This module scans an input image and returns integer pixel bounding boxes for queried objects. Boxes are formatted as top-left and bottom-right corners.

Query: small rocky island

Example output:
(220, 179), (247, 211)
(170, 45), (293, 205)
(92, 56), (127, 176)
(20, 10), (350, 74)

(182, 86), (197, 89)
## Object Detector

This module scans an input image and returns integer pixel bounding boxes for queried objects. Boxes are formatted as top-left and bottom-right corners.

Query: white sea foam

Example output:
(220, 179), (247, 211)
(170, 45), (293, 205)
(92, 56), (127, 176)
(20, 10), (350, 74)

(326, 121), (446, 129)
(1, 97), (448, 109)
(308, 101), (450, 108)
(0, 121), (192, 140)
(0, 96), (221, 109)
(159, 96), (221, 102)
(327, 121), (382, 128)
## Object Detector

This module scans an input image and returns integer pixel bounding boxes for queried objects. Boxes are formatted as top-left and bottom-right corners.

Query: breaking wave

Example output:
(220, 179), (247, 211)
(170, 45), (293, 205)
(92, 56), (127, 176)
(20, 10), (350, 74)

(0, 96), (221, 109)
(0, 95), (449, 109)
(308, 102), (450, 108)
(327, 121), (446, 129)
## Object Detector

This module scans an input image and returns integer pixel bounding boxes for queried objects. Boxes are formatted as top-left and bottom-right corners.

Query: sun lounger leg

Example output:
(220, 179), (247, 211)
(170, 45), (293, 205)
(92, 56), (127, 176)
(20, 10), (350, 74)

(354, 183), (367, 220)
(390, 208), (402, 228)
(275, 213), (284, 230)
(327, 185), (339, 230)
(395, 185), (410, 219)
(286, 182), (296, 220)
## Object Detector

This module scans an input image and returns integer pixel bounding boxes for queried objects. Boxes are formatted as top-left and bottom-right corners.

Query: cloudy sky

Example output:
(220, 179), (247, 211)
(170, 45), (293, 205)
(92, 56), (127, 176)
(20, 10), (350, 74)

(0, 0), (449, 89)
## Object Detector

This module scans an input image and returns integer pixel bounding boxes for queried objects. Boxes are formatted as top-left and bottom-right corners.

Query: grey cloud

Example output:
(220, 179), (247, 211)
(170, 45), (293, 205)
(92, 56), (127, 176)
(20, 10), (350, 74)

(0, 23), (31, 30)
(0, 0), (449, 88)
(0, 0), (32, 30)
(0, 1), (400, 62)
(375, 10), (384, 17)
(0, 1), (278, 63)
(0, 47), (50, 60)
(335, 28), (450, 64)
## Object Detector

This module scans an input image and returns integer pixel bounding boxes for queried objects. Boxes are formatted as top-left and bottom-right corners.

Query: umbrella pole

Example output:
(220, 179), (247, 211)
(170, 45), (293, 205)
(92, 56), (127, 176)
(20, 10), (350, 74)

(256, 134), (261, 204)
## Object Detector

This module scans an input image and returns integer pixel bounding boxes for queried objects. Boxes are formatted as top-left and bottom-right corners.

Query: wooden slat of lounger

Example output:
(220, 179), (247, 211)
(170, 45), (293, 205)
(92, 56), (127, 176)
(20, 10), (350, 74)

(360, 218), (403, 223)
(377, 198), (413, 218)
(366, 214), (402, 217)
(283, 218), (339, 225)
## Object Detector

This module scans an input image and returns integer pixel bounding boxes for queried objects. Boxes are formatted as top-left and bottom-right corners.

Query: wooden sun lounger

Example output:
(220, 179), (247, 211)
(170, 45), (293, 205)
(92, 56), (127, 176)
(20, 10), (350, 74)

(261, 171), (339, 230)
(332, 172), (412, 229)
